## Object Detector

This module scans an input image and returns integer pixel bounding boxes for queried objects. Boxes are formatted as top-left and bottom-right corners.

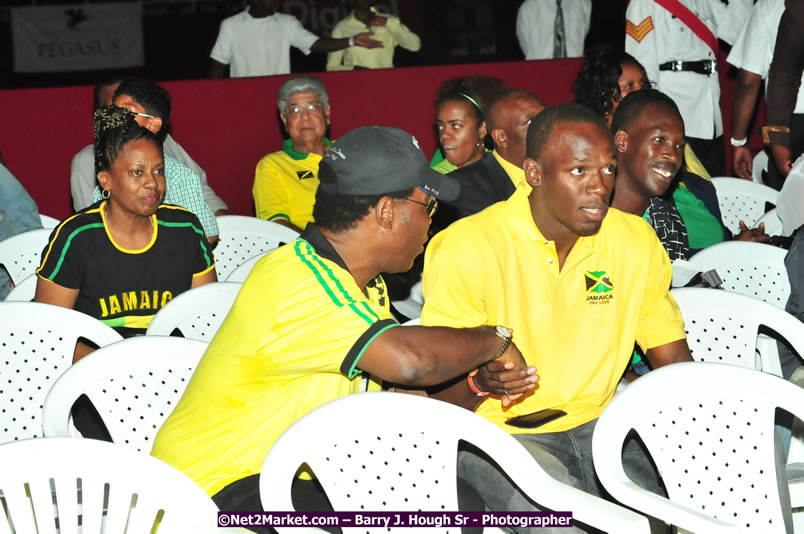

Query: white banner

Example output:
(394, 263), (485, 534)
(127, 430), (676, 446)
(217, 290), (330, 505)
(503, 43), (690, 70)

(11, 3), (144, 73)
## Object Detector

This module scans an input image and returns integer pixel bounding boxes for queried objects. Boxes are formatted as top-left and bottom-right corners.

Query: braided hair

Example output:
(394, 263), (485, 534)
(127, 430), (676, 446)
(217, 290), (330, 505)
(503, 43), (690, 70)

(93, 106), (162, 176)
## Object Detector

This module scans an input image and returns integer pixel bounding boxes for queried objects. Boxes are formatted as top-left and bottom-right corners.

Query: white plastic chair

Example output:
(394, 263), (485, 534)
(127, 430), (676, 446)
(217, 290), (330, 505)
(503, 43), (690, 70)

(145, 281), (241, 342)
(755, 208), (786, 237)
(0, 302), (122, 443)
(42, 336), (207, 454)
(752, 150), (769, 184)
(225, 252), (266, 283)
(260, 392), (649, 533)
(38, 214), (60, 228)
(593, 361), (804, 534)
(214, 215), (298, 280)
(0, 437), (222, 534)
(671, 288), (804, 377)
(391, 280), (424, 321)
(0, 227), (51, 285)
(4, 273), (36, 301)
(686, 241), (790, 309)
(710, 177), (778, 235)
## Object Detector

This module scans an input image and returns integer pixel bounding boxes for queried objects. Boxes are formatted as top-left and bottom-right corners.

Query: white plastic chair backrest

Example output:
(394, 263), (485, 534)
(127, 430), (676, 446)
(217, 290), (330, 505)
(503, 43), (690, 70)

(686, 241), (790, 308)
(260, 392), (649, 534)
(671, 288), (804, 377)
(214, 216), (298, 280)
(145, 281), (241, 342)
(0, 228), (51, 285)
(38, 214), (60, 229)
(0, 437), (220, 534)
(752, 150), (768, 184)
(42, 336), (207, 454)
(709, 177), (778, 235)
(4, 273), (36, 301)
(391, 280), (425, 321)
(755, 208), (786, 237)
(593, 361), (802, 534)
(225, 252), (266, 283)
(0, 302), (122, 443)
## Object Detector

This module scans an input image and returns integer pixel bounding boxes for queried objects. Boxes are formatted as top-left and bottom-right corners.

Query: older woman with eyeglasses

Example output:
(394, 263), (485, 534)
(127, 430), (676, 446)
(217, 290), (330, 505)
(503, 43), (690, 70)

(253, 75), (333, 233)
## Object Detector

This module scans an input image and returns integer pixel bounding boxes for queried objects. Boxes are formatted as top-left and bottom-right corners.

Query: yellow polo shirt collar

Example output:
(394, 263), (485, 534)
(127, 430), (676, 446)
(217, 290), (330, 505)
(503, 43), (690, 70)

(505, 186), (597, 262)
(492, 150), (527, 189)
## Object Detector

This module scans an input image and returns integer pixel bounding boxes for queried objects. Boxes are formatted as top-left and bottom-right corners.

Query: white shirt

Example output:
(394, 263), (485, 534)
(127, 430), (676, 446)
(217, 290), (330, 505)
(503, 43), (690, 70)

(778, 154), (804, 236)
(625, 0), (751, 139)
(516, 0), (592, 60)
(209, 10), (319, 78)
(727, 0), (804, 115)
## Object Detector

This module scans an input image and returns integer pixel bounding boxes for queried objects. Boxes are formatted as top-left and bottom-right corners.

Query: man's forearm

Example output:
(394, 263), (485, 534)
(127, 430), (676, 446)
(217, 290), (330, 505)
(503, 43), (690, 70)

(765, 3), (804, 145)
(429, 374), (486, 411)
(732, 70), (762, 139)
(382, 325), (507, 385)
(645, 338), (694, 369)
(362, 325), (516, 388)
(311, 37), (350, 53)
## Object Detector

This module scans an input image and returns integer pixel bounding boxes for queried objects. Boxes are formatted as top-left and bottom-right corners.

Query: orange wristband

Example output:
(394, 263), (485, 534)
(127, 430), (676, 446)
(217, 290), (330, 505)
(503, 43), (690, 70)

(467, 374), (489, 396)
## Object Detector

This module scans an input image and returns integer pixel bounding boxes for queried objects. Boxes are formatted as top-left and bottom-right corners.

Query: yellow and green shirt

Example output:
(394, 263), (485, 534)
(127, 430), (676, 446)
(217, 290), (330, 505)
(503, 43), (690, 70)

(421, 187), (686, 433)
(253, 138), (332, 228)
(36, 201), (214, 337)
(151, 225), (397, 495)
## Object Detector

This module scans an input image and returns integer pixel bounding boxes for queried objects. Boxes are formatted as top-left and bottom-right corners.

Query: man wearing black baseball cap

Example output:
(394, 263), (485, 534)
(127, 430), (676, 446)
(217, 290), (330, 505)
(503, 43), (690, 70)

(152, 126), (539, 521)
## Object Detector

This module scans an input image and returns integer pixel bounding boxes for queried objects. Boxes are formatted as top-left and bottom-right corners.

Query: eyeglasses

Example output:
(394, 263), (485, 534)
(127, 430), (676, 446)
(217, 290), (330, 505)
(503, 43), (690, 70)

(285, 102), (324, 116)
(114, 104), (156, 119)
(400, 195), (438, 218)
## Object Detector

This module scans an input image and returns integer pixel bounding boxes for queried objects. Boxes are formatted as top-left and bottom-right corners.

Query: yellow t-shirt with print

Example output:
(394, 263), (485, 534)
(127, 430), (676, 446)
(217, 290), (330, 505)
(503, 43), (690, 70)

(151, 227), (396, 495)
(421, 186), (686, 434)
(252, 139), (332, 228)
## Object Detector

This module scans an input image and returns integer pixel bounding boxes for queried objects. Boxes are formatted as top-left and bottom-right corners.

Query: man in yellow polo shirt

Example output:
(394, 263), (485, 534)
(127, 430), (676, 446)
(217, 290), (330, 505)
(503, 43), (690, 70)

(153, 126), (538, 519)
(422, 103), (693, 513)
(253, 75), (333, 232)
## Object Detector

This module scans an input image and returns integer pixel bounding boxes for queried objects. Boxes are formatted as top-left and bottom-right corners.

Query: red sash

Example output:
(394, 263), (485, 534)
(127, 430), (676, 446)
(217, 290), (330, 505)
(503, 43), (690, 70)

(654, 0), (719, 57)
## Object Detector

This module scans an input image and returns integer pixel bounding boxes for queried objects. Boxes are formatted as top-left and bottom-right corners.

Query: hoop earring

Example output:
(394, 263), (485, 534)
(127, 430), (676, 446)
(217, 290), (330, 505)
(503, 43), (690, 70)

(101, 189), (110, 200)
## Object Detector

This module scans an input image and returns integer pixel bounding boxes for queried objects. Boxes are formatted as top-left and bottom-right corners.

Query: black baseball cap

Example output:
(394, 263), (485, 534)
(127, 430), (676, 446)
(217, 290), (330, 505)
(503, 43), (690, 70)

(317, 126), (460, 201)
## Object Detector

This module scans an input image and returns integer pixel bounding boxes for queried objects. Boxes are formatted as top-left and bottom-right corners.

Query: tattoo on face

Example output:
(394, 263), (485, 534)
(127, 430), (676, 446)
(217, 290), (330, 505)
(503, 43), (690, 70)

(400, 206), (411, 223)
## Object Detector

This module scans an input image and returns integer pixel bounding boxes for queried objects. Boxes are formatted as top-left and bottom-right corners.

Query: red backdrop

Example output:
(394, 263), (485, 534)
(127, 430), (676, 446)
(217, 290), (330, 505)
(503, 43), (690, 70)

(0, 56), (762, 220)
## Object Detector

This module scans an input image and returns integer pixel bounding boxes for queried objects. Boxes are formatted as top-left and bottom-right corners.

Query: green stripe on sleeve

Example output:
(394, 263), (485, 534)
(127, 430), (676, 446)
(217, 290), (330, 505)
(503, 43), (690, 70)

(294, 239), (380, 326)
(45, 222), (105, 280)
(294, 240), (343, 307)
(157, 219), (213, 268)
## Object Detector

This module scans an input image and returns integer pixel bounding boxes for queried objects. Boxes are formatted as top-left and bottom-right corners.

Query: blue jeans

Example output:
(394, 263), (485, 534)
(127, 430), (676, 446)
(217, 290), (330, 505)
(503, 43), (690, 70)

(457, 418), (664, 533)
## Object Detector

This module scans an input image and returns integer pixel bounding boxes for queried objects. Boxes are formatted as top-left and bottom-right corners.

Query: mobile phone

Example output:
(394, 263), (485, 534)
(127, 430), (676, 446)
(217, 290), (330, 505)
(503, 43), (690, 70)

(504, 409), (567, 429)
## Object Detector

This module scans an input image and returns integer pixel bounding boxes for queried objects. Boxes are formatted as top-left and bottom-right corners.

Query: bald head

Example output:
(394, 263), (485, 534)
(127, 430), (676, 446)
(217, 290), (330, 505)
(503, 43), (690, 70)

(487, 90), (545, 167)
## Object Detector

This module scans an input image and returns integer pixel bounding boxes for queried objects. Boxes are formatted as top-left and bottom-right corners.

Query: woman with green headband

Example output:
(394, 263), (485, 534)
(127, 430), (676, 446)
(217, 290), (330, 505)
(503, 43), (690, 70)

(430, 75), (508, 175)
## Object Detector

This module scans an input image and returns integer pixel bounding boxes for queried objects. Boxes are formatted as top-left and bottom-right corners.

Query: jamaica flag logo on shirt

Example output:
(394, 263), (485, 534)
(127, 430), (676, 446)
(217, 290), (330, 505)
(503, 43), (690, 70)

(297, 170), (315, 180)
(585, 271), (614, 303)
